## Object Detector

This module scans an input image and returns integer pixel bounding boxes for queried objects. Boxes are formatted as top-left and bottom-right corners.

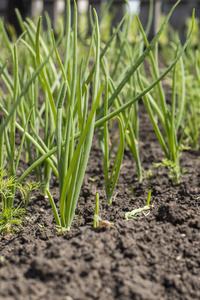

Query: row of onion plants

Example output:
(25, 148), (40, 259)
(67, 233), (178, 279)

(0, 0), (195, 231)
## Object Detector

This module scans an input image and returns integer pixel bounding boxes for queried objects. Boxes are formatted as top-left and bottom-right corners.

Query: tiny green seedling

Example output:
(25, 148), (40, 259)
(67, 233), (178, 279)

(0, 167), (40, 235)
(124, 189), (153, 220)
(124, 205), (152, 220)
(93, 192), (99, 228)
(146, 189), (151, 206)
(75, 208), (84, 227)
(89, 177), (99, 182)
(38, 224), (46, 229)
(0, 205), (26, 235)
(143, 168), (154, 189)
(56, 226), (71, 235)
(154, 159), (186, 185)
(128, 184), (135, 198)
(18, 181), (41, 207)
(93, 215), (114, 229)
(93, 193), (114, 229)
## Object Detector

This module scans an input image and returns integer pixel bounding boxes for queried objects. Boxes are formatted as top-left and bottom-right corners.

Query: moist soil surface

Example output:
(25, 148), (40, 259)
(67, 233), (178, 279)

(0, 102), (200, 300)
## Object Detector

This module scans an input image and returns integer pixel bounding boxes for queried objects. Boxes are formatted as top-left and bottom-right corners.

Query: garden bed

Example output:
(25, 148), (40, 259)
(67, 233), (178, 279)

(0, 103), (199, 300)
(0, 1), (199, 298)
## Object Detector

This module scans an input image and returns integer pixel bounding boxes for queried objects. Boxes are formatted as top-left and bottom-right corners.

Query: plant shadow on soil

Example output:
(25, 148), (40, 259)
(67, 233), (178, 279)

(0, 102), (200, 300)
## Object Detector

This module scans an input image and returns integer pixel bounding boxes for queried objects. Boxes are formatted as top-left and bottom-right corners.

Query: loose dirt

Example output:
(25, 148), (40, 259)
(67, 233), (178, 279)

(0, 102), (200, 300)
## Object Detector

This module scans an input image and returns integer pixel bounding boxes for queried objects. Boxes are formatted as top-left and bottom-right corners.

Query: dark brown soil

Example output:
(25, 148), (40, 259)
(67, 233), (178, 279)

(0, 102), (200, 300)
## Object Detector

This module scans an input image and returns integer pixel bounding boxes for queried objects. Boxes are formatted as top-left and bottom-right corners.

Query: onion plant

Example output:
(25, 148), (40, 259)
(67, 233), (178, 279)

(135, 9), (194, 184)
(182, 49), (200, 150)
(55, 4), (102, 230)
(96, 0), (151, 182)
(45, 1), (102, 230)
(158, 17), (200, 151)
(99, 77), (125, 205)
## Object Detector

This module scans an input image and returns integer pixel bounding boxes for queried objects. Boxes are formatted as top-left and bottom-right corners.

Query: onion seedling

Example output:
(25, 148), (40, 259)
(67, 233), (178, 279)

(124, 205), (151, 220)
(93, 192), (99, 228)
(93, 215), (114, 230)
(125, 189), (152, 220)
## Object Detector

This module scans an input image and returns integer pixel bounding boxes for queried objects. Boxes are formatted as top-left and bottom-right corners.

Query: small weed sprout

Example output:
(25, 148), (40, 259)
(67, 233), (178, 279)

(0, 167), (16, 209)
(18, 181), (41, 207)
(143, 168), (154, 190)
(0, 167), (40, 235)
(0, 205), (26, 235)
(154, 159), (186, 185)
(56, 226), (70, 236)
